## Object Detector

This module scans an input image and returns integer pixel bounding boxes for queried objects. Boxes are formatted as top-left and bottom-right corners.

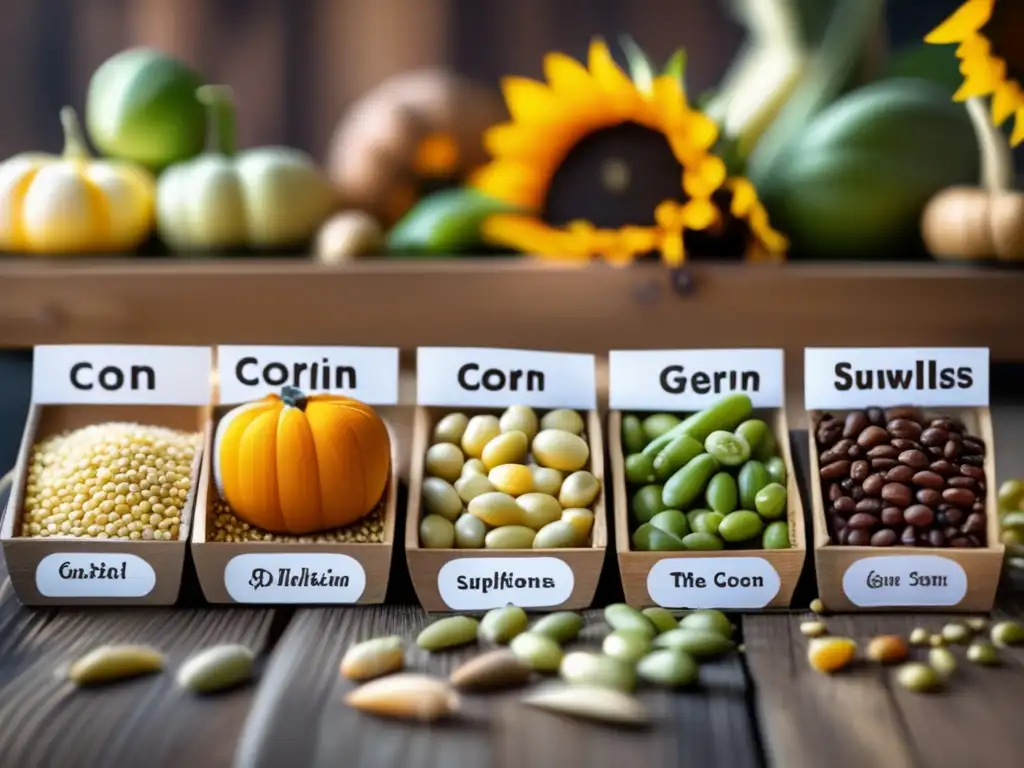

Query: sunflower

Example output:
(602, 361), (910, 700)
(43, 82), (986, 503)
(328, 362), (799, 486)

(469, 38), (787, 266)
(926, 0), (1024, 146)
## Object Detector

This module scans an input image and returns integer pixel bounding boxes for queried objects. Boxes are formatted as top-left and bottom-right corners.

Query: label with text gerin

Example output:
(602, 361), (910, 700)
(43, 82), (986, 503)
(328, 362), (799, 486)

(416, 347), (596, 409)
(609, 349), (784, 411)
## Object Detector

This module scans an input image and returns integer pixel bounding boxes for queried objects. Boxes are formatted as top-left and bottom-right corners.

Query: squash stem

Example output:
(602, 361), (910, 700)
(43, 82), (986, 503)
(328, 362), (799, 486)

(281, 386), (308, 410)
(196, 85), (237, 157)
(59, 107), (92, 161)
(967, 96), (1014, 194)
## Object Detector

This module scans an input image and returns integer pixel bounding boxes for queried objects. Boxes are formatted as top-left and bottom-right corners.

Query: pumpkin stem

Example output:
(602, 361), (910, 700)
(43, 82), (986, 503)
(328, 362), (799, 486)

(59, 107), (92, 161)
(281, 386), (308, 409)
(966, 96), (1014, 194)
(196, 85), (237, 157)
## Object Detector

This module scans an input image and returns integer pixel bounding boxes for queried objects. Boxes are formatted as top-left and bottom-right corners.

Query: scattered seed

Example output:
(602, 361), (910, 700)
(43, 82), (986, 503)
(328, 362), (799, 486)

(559, 651), (636, 692)
(416, 616), (480, 651)
(967, 641), (1000, 666)
(449, 649), (532, 691)
(966, 617), (989, 632)
(510, 632), (564, 673)
(522, 684), (649, 726)
(68, 644), (165, 686)
(866, 635), (909, 664)
(603, 604), (657, 637)
(176, 644), (254, 693)
(941, 623), (972, 645)
(636, 649), (699, 688)
(990, 620), (1024, 647)
(655, 628), (735, 659)
(641, 607), (679, 634)
(602, 630), (652, 664)
(800, 621), (828, 638)
(928, 647), (957, 679)
(345, 673), (459, 722)
(737, 643), (746, 653)
(679, 610), (734, 638)
(807, 637), (856, 674)
(530, 612), (584, 644)
(929, 634), (945, 648)
(908, 627), (931, 646)
(895, 662), (944, 693)
(340, 636), (404, 681)
(479, 605), (529, 644)
(809, 598), (826, 615)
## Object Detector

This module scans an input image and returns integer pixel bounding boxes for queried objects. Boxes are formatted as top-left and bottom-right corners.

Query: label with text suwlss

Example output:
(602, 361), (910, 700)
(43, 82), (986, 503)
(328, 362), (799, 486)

(646, 557), (782, 609)
(436, 557), (575, 610)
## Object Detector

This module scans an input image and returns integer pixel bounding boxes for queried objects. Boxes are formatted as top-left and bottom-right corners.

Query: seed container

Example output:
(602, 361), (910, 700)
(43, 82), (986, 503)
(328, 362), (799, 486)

(610, 408), (807, 611)
(809, 406), (1002, 613)
(405, 406), (607, 613)
(1, 403), (206, 606)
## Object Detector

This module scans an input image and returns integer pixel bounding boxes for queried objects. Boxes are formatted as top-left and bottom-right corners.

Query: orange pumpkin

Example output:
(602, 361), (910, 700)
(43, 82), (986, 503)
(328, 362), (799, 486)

(213, 386), (391, 535)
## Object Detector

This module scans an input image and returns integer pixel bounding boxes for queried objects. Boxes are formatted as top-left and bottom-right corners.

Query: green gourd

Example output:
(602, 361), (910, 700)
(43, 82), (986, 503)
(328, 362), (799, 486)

(156, 85), (336, 250)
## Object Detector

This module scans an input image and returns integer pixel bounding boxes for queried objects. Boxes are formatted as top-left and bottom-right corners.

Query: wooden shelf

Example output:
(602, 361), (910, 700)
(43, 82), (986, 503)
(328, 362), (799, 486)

(0, 259), (1021, 357)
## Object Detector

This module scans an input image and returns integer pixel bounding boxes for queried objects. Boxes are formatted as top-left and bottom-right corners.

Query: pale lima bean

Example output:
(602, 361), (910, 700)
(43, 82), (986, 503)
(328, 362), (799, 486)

(540, 409), (585, 435)
(482, 431), (529, 470)
(533, 520), (580, 548)
(531, 466), (564, 495)
(530, 612), (583, 643)
(560, 651), (636, 691)
(558, 471), (600, 508)
(417, 616), (480, 651)
(488, 464), (534, 496)
(461, 415), (501, 458)
(510, 632), (563, 672)
(454, 513), (487, 548)
(339, 636), (405, 681)
(420, 514), (455, 548)
(434, 412), (469, 445)
(500, 406), (539, 440)
(468, 492), (522, 527)
(561, 508), (595, 542)
(177, 644), (254, 693)
(422, 477), (463, 521)
(486, 525), (535, 548)
(461, 458), (488, 477)
(455, 473), (493, 503)
(425, 443), (464, 483)
(522, 684), (648, 726)
(344, 673), (460, 722)
(479, 605), (529, 643)
(450, 649), (532, 691)
(68, 644), (165, 685)
(532, 429), (589, 472)
(516, 493), (563, 530)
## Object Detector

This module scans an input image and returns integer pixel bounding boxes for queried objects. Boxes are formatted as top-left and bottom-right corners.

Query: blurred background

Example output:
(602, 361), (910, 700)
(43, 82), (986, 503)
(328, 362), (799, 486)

(0, 0), (967, 160)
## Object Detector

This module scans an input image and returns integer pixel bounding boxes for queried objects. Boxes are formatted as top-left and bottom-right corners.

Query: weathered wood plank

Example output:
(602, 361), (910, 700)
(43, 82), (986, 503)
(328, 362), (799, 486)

(235, 605), (763, 768)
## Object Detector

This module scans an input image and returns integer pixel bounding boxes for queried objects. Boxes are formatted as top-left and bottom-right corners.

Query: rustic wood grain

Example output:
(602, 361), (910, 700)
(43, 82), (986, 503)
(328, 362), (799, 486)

(235, 605), (762, 768)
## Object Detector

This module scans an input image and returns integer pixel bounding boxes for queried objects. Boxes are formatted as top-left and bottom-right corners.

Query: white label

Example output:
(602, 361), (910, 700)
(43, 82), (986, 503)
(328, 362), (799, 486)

(417, 347), (596, 410)
(223, 553), (366, 604)
(436, 557), (575, 610)
(35, 552), (157, 598)
(217, 345), (399, 405)
(842, 555), (968, 607)
(804, 347), (989, 409)
(31, 345), (211, 405)
(646, 557), (781, 609)
(609, 349), (784, 411)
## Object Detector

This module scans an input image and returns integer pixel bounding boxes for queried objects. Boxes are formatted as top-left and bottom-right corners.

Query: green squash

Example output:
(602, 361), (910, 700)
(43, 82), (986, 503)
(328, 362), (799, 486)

(758, 77), (980, 259)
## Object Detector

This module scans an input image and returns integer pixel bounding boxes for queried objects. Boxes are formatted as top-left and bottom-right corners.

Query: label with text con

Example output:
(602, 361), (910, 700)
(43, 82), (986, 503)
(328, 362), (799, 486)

(223, 552), (367, 604)
(35, 552), (157, 598)
(217, 345), (399, 405)
(804, 347), (989, 410)
(31, 345), (212, 405)
(841, 555), (968, 608)
(609, 349), (784, 411)
(416, 347), (596, 410)
(646, 557), (782, 609)
(436, 557), (575, 610)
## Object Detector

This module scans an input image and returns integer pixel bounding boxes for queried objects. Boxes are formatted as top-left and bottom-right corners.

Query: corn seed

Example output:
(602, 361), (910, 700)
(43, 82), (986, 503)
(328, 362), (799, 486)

(177, 644), (254, 693)
(340, 636), (404, 681)
(895, 662), (944, 693)
(344, 673), (459, 722)
(800, 621), (828, 637)
(450, 649), (532, 691)
(68, 644), (165, 686)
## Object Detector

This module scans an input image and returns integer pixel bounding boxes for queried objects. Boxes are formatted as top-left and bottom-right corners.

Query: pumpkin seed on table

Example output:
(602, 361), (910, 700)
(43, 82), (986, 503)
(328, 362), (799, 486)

(967, 641), (1000, 665)
(482, 430), (529, 470)
(559, 651), (636, 692)
(480, 605), (529, 643)
(422, 477), (463, 521)
(895, 662), (944, 693)
(531, 466), (564, 495)
(558, 471), (600, 508)
(530, 612), (583, 643)
(534, 520), (580, 548)
(532, 429), (589, 472)
(340, 636), (404, 681)
(500, 405), (539, 440)
(510, 632), (564, 672)
(522, 684), (648, 727)
(656, 628), (735, 659)
(486, 525), (536, 548)
(417, 616), (480, 651)
(454, 513), (488, 548)
(991, 620), (1024, 646)
(462, 415), (502, 458)
(177, 644), (254, 693)
(450, 649), (532, 691)
(425, 442), (464, 483)
(541, 409), (585, 435)
(489, 464), (534, 496)
(602, 631), (652, 664)
(941, 622), (973, 644)
(420, 514), (456, 549)
(68, 644), (165, 686)
(637, 649), (699, 687)
(929, 647), (957, 679)
(434, 412), (469, 445)
(604, 603), (657, 637)
(345, 673), (459, 722)
(909, 627), (931, 646)
(642, 607), (679, 634)
(516, 493), (563, 530)
(800, 621), (828, 638)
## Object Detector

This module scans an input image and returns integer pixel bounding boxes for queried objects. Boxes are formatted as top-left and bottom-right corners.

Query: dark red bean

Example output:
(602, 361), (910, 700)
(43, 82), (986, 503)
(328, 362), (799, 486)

(852, 486), (867, 501)
(961, 513), (986, 535)
(944, 526), (960, 540)
(931, 418), (960, 432)
(820, 460), (851, 480)
(904, 505), (935, 528)
(819, 442), (852, 464)
(917, 489), (942, 506)
(929, 460), (956, 476)
(848, 445), (864, 459)
(881, 507), (905, 526)
(868, 445), (899, 459)
(885, 465), (914, 483)
(961, 455), (984, 467)
(962, 437), (985, 455)
(921, 427), (949, 447)
(857, 426), (890, 448)
(943, 507), (965, 526)
(967, 534), (984, 547)
(843, 411), (869, 439)
(950, 537), (971, 548)
(856, 498), (884, 514)
(912, 471), (945, 489)
(960, 464), (985, 481)
(862, 475), (884, 496)
(828, 483), (843, 502)
(942, 487), (976, 507)
(943, 440), (961, 461)
(871, 529), (898, 547)
(817, 418), (843, 447)
(885, 406), (924, 423)
(948, 477), (978, 491)
(927, 446), (945, 458)
(848, 529), (872, 546)
(833, 496), (856, 515)
(847, 512), (880, 530)
(928, 530), (947, 547)
(898, 450), (929, 470)
(850, 460), (870, 482)
(887, 419), (922, 440)
(867, 408), (886, 426)
(891, 438), (920, 451)
(881, 483), (912, 507)
(900, 526), (918, 545)
(871, 458), (898, 471)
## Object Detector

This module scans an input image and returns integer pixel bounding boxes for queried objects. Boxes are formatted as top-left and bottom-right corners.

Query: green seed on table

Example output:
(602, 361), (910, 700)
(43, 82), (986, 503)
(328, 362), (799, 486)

(895, 662), (945, 693)
(560, 651), (636, 692)
(422, 477), (463, 521)
(655, 628), (735, 659)
(763, 520), (791, 549)
(517, 493), (563, 530)
(450, 649), (532, 691)
(602, 630), (652, 664)
(558, 471), (600, 508)
(533, 520), (580, 548)
(510, 632), (564, 673)
(434, 412), (469, 445)
(941, 622), (972, 644)
(500, 405), (539, 440)
(765, 456), (787, 485)
(417, 616), (480, 651)
(642, 607), (679, 634)
(542, 408), (586, 435)
(480, 605), (528, 644)
(604, 603), (657, 637)
(622, 415), (648, 454)
(340, 636), (404, 681)
(928, 647), (957, 679)
(967, 641), (1000, 665)
(637, 648), (699, 688)
(485, 525), (536, 549)
(625, 453), (656, 485)
(679, 610), (734, 638)
(177, 643), (254, 693)
(454, 513), (487, 549)
(425, 442), (465, 483)
(642, 413), (680, 440)
(633, 523), (686, 551)
(682, 532), (724, 551)
(704, 430), (751, 467)
(929, 634), (945, 647)
(68, 644), (165, 686)
(420, 514), (456, 548)
(909, 627), (931, 646)
(522, 684), (649, 726)
(530, 612), (583, 643)
(990, 620), (1024, 646)
(809, 598), (826, 615)
(531, 466), (564, 496)
(718, 510), (764, 543)
(965, 617), (988, 632)
(706, 472), (739, 515)
(754, 483), (788, 519)
(631, 484), (666, 523)
(800, 621), (828, 638)
(649, 509), (689, 539)
(345, 673), (459, 722)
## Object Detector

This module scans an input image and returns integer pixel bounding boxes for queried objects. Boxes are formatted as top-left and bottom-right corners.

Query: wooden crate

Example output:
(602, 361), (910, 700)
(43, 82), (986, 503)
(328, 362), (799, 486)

(406, 405), (606, 612)
(0, 403), (205, 606)
(190, 405), (399, 605)
(810, 407), (1003, 613)
(611, 409), (806, 610)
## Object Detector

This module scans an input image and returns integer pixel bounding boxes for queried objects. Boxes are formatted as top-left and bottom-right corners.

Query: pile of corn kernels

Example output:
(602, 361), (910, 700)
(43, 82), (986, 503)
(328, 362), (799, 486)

(21, 422), (200, 541)
(208, 498), (386, 543)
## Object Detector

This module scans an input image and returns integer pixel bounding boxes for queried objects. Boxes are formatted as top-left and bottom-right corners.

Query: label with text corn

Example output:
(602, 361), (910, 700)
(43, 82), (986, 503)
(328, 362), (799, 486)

(608, 348), (785, 411)
(35, 552), (157, 598)
(436, 557), (575, 610)
(223, 552), (367, 604)
(31, 344), (212, 405)
(804, 347), (990, 410)
(416, 347), (597, 410)
(216, 345), (400, 405)
(646, 557), (782, 609)
(841, 555), (968, 607)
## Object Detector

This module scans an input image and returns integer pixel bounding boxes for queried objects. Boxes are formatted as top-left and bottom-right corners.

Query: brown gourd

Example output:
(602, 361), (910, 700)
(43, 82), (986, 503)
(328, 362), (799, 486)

(922, 186), (1024, 262)
(326, 69), (506, 227)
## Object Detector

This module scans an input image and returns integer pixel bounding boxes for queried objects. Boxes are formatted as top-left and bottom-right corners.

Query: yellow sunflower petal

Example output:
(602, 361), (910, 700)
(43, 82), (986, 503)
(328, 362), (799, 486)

(991, 83), (1019, 125)
(727, 178), (758, 217)
(543, 52), (608, 114)
(955, 34), (990, 62)
(682, 155), (727, 198)
(680, 199), (719, 230)
(469, 160), (546, 208)
(648, 76), (687, 125)
(746, 204), (789, 253)
(501, 76), (566, 125)
(953, 67), (1000, 100)
(660, 231), (685, 267)
(483, 122), (564, 165)
(925, 0), (993, 44)
(587, 38), (642, 118)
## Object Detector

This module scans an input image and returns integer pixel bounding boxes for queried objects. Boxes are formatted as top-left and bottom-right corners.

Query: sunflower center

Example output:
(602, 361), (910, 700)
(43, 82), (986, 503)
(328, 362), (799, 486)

(541, 122), (686, 229)
(982, 0), (1024, 83)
